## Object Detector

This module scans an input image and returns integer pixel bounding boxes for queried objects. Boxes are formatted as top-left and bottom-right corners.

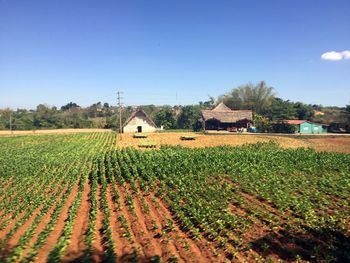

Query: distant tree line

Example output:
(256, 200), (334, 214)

(218, 81), (350, 132)
(1, 81), (349, 132)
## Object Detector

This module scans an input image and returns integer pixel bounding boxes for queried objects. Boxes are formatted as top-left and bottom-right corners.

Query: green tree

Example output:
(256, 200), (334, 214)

(267, 98), (296, 121)
(154, 107), (176, 129)
(177, 105), (201, 130)
(294, 102), (314, 120)
(253, 113), (271, 132)
(218, 81), (275, 114)
(61, 102), (80, 111)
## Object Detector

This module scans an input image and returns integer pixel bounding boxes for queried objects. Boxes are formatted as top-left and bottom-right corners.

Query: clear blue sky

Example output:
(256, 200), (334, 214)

(0, 0), (349, 109)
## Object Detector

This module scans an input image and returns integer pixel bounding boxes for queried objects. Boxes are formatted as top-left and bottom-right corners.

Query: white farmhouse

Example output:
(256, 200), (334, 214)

(123, 109), (157, 133)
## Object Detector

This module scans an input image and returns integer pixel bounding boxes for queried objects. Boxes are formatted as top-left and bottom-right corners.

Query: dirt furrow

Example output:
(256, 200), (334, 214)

(115, 183), (146, 259)
(0, 179), (46, 229)
(147, 192), (219, 262)
(0, 164), (71, 235)
(1, 176), (65, 249)
(140, 193), (185, 261)
(34, 179), (81, 263)
(62, 177), (91, 262)
(105, 182), (128, 259)
(91, 185), (104, 263)
(124, 184), (162, 258)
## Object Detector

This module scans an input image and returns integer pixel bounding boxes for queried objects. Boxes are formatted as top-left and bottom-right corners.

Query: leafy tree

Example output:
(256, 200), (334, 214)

(0, 109), (13, 130)
(271, 122), (298, 133)
(253, 113), (271, 132)
(218, 81), (275, 114)
(154, 107), (176, 129)
(294, 102), (314, 120)
(266, 98), (296, 121)
(61, 102), (80, 111)
(177, 105), (202, 130)
(105, 107), (132, 131)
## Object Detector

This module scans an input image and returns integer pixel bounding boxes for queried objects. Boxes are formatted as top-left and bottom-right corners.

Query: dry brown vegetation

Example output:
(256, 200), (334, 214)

(305, 137), (350, 154)
(119, 132), (350, 154)
(0, 128), (110, 136)
(1, 129), (349, 153)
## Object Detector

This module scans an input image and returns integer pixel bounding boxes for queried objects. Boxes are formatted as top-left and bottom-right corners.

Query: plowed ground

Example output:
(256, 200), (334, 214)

(2, 173), (347, 263)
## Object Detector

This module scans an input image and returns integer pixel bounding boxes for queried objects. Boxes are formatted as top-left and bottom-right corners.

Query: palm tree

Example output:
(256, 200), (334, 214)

(218, 81), (275, 114)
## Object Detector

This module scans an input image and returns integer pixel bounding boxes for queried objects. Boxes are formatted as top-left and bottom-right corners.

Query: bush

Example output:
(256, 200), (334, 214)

(271, 122), (297, 133)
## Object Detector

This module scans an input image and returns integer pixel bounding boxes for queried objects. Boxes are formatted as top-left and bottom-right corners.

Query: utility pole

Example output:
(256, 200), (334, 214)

(117, 91), (123, 134)
(9, 112), (12, 133)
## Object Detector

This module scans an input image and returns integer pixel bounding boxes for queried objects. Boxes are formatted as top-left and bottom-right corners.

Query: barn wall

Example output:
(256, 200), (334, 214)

(299, 122), (313, 134)
(123, 113), (156, 133)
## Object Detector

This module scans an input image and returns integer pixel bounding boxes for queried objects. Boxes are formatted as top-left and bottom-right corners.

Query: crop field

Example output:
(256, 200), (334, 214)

(0, 133), (349, 262)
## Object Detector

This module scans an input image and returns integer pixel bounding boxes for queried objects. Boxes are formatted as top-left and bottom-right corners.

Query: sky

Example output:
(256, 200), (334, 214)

(0, 0), (349, 109)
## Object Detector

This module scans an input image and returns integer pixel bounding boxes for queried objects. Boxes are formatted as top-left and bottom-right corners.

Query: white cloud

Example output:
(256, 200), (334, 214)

(321, 50), (350, 61)
(342, 50), (350, 59)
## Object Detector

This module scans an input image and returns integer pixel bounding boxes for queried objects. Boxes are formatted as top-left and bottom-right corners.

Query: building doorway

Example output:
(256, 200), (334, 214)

(137, 126), (142, 133)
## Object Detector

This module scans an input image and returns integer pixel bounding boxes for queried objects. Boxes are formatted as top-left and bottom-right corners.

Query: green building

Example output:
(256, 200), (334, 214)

(286, 120), (328, 134)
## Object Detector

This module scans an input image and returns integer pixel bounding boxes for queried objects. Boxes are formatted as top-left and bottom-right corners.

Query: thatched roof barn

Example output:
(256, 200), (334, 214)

(123, 109), (157, 133)
(201, 103), (253, 131)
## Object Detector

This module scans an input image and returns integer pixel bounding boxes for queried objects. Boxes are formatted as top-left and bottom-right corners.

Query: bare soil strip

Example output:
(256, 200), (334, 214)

(115, 183), (146, 259)
(91, 185), (105, 263)
(105, 182), (129, 258)
(124, 184), (162, 258)
(62, 176), (91, 262)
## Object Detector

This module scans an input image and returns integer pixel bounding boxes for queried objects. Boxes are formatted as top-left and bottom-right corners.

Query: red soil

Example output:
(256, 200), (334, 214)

(148, 192), (222, 262)
(62, 176), (91, 262)
(125, 186), (162, 258)
(116, 183), (146, 258)
(91, 185), (105, 263)
(34, 178), (81, 263)
(104, 182), (130, 258)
